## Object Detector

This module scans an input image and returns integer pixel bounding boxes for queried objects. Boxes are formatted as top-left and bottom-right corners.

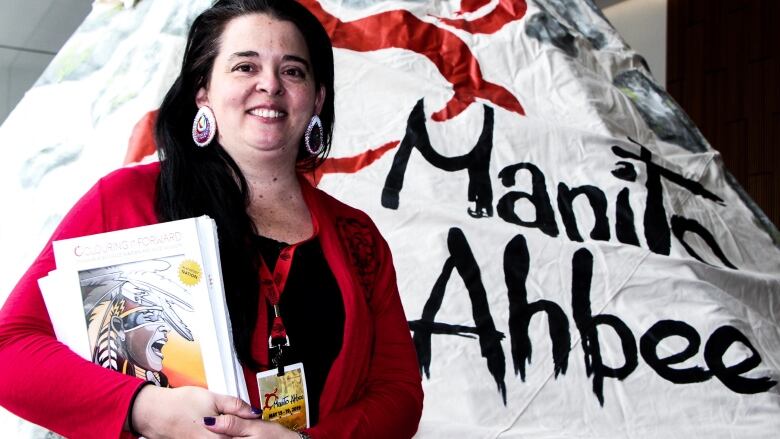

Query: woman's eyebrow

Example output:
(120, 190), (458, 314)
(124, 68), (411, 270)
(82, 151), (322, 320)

(282, 54), (310, 69)
(228, 50), (259, 61)
(226, 51), (310, 70)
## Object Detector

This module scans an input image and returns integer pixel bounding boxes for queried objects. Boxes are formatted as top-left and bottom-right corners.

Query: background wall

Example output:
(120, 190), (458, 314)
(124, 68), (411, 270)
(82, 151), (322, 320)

(601, 0), (668, 87)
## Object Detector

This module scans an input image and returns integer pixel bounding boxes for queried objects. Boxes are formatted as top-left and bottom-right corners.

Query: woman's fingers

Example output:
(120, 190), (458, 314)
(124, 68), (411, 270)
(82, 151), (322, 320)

(204, 414), (254, 436)
(212, 393), (263, 419)
(203, 415), (298, 439)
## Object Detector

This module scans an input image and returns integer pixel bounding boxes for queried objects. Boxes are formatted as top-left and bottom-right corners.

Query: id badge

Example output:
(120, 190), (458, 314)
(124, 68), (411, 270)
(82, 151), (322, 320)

(256, 362), (310, 430)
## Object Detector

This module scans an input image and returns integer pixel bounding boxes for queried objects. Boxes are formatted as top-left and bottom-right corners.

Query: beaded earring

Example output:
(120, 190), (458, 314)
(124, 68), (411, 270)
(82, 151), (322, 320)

(304, 115), (324, 155)
(192, 106), (217, 147)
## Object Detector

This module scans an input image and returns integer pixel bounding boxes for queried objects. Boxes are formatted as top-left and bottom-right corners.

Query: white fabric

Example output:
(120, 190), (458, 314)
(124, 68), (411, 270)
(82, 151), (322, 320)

(1, 1), (778, 437)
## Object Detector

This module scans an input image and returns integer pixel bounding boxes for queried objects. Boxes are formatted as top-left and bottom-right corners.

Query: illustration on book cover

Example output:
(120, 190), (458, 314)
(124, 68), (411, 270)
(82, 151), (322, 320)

(79, 257), (207, 388)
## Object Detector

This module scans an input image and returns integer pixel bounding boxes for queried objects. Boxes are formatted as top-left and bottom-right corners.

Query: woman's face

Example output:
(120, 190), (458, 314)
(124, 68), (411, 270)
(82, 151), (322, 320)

(196, 13), (325, 167)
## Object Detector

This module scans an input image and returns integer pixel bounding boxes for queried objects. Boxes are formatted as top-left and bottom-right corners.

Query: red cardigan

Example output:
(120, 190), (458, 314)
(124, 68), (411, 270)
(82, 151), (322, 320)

(0, 162), (423, 439)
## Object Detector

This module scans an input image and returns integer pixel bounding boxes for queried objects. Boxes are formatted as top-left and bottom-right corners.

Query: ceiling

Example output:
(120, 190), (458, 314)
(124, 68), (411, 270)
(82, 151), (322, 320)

(0, 0), (92, 55)
(0, 0), (93, 124)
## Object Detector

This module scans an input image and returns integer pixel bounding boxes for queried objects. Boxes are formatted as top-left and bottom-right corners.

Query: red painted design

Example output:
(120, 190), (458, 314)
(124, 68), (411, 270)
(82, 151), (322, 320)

(456, 0), (491, 15)
(312, 140), (399, 183)
(124, 110), (158, 165)
(299, 0), (525, 121)
(438, 0), (527, 34)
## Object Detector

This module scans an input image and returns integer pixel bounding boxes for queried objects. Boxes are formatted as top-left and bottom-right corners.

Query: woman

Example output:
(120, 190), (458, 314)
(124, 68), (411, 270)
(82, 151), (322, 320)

(0, 1), (423, 438)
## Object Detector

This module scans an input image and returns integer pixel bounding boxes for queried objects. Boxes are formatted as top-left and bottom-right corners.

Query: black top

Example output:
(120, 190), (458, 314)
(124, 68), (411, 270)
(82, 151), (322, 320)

(254, 234), (345, 426)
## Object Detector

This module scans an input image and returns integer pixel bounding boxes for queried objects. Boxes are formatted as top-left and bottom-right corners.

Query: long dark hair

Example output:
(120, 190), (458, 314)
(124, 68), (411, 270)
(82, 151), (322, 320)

(155, 0), (335, 368)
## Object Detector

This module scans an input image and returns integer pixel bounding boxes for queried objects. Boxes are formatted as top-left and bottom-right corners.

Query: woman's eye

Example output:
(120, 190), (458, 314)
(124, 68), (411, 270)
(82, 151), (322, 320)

(283, 67), (306, 78)
(233, 64), (254, 73)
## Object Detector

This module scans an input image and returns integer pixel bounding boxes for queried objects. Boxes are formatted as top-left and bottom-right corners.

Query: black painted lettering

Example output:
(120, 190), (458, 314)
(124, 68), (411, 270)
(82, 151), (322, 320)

(571, 248), (638, 406)
(557, 183), (610, 242)
(615, 187), (640, 246)
(505, 234), (570, 381)
(382, 99), (494, 217)
(408, 227), (507, 403)
(612, 138), (725, 258)
(704, 325), (777, 394)
(497, 162), (560, 237)
(640, 320), (712, 384)
(612, 144), (670, 255)
(671, 215), (737, 269)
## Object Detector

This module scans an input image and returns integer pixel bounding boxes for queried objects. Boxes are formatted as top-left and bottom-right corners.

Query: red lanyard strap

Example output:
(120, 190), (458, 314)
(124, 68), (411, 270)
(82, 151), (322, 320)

(259, 245), (299, 349)
(254, 203), (320, 373)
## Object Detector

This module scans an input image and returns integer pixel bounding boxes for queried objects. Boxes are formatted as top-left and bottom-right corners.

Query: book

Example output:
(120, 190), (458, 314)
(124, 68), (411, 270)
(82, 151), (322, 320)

(40, 216), (248, 400)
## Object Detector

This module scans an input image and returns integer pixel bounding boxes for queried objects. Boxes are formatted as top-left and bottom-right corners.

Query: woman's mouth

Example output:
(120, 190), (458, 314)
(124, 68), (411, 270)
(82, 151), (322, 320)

(248, 108), (287, 118)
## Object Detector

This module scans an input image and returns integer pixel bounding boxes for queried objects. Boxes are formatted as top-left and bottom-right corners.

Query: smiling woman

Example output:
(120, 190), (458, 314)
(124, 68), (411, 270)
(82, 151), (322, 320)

(195, 14), (325, 169)
(0, 1), (423, 438)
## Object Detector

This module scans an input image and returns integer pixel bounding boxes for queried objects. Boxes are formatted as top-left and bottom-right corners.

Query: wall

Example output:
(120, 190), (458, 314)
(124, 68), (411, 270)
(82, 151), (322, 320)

(602, 0), (668, 87)
(667, 0), (779, 229)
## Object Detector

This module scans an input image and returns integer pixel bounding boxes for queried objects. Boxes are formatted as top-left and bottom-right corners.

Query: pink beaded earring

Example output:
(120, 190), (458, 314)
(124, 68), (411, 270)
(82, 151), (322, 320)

(192, 106), (217, 147)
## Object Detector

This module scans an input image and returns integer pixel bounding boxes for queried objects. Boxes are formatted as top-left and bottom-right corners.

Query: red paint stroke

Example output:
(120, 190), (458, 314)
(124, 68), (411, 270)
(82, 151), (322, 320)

(124, 110), (158, 165)
(457, 0), (491, 15)
(439, 0), (527, 34)
(299, 0), (524, 121)
(310, 140), (400, 185)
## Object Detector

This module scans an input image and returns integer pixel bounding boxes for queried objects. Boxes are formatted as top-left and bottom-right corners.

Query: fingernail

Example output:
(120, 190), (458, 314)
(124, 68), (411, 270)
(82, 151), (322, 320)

(251, 407), (263, 415)
(203, 417), (216, 426)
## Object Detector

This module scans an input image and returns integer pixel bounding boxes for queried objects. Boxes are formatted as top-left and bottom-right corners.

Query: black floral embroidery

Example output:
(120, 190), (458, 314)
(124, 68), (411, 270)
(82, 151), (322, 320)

(336, 217), (379, 299)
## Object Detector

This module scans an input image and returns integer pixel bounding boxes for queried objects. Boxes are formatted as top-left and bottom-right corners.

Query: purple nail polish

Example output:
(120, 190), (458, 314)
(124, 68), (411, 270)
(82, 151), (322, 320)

(203, 417), (216, 426)
(251, 407), (263, 415)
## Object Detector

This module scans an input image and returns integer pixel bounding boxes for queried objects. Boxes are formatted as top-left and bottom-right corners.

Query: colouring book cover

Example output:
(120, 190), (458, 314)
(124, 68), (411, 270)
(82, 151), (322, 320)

(78, 257), (207, 388)
(46, 216), (247, 399)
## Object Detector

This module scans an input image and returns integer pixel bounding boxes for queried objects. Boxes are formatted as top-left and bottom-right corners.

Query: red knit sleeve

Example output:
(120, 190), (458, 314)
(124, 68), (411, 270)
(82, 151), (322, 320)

(308, 227), (424, 439)
(0, 176), (147, 439)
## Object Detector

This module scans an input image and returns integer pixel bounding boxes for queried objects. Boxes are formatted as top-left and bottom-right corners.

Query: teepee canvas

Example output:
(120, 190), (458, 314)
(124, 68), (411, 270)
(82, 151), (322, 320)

(1, 1), (778, 437)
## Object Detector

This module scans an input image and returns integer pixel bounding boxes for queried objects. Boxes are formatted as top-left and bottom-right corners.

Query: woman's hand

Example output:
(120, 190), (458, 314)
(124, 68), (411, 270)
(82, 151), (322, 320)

(129, 385), (262, 439)
(203, 412), (300, 439)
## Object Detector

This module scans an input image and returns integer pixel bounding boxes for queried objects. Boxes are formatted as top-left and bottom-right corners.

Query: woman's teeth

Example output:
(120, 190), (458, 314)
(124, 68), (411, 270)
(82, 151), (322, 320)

(249, 109), (285, 118)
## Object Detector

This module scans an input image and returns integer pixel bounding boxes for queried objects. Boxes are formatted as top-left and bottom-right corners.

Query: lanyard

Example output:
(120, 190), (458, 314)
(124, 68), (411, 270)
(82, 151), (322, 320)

(259, 244), (298, 348)
(256, 219), (319, 375)
(258, 244), (298, 376)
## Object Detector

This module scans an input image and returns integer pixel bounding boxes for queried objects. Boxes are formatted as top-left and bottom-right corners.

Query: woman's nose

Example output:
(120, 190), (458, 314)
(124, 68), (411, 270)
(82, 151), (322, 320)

(255, 70), (284, 96)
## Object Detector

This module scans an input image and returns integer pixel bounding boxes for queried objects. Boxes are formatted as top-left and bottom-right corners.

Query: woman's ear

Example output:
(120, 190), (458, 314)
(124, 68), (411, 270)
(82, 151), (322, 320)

(314, 85), (326, 115)
(195, 87), (210, 107)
